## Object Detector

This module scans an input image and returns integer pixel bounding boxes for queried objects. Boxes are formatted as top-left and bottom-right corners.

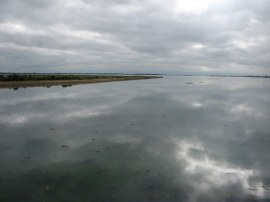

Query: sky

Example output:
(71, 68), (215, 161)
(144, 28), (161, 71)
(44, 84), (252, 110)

(0, 0), (269, 75)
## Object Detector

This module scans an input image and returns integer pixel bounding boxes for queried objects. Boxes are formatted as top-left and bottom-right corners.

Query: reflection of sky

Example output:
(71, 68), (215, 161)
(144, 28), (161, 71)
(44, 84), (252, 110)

(1, 77), (270, 201)
(176, 139), (269, 199)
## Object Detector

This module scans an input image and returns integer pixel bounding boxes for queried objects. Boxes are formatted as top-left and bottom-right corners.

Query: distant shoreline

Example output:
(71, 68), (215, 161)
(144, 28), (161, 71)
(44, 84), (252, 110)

(0, 75), (162, 89)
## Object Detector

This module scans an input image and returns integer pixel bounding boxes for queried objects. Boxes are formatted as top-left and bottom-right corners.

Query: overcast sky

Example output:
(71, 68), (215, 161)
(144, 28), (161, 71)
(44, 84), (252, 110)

(0, 0), (269, 74)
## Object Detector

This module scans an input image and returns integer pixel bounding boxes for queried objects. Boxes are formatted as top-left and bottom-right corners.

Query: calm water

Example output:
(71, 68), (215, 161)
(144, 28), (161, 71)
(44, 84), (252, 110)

(1, 77), (270, 202)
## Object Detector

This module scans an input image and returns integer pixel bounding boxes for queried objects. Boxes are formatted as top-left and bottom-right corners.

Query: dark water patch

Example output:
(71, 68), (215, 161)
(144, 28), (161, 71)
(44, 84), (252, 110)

(0, 143), (190, 202)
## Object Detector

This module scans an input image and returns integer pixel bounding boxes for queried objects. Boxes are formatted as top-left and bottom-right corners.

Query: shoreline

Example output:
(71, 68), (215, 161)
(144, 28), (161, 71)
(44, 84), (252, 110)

(0, 76), (162, 89)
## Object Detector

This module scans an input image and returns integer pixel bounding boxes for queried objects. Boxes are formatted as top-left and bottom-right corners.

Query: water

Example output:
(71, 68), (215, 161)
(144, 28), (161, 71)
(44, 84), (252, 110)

(1, 77), (270, 201)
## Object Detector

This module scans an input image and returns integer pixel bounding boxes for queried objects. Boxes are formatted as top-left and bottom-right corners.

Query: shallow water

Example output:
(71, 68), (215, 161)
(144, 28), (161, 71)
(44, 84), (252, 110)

(1, 76), (270, 202)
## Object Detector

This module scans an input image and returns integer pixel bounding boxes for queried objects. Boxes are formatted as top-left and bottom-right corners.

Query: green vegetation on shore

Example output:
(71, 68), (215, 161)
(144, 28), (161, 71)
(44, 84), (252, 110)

(0, 74), (162, 89)
(0, 74), (153, 81)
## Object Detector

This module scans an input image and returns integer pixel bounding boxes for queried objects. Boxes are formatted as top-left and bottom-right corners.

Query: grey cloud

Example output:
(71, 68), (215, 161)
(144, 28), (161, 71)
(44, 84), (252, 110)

(0, 0), (269, 74)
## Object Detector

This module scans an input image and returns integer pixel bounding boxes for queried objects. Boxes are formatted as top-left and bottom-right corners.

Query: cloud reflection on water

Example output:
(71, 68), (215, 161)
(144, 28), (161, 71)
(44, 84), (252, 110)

(0, 77), (270, 201)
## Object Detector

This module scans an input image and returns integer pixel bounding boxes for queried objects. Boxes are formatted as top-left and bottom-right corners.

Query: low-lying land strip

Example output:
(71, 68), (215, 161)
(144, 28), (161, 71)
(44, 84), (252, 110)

(0, 74), (162, 89)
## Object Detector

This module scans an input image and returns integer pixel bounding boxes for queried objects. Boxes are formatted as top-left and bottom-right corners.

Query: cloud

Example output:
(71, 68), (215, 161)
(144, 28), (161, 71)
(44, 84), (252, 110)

(0, 0), (269, 74)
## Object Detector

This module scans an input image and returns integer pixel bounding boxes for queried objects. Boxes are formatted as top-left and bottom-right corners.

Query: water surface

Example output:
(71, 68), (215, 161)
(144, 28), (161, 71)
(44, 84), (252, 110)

(1, 77), (270, 201)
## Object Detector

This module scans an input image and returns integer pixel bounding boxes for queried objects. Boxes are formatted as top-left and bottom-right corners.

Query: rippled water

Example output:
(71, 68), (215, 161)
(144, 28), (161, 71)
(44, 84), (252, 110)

(1, 76), (270, 201)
